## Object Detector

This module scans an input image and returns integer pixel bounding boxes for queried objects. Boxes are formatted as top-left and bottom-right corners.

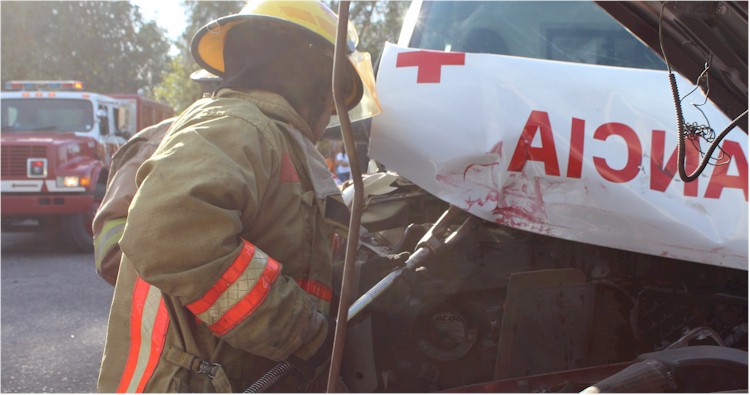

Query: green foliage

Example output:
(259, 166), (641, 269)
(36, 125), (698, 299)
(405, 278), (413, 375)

(153, 1), (244, 113)
(152, 57), (203, 113)
(0, 1), (409, 114)
(1, 1), (170, 95)
(329, 1), (411, 63)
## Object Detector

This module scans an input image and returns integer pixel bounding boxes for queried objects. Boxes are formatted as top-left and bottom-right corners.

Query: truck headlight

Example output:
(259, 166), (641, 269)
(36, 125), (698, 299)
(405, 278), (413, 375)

(58, 176), (79, 187)
(56, 176), (90, 188)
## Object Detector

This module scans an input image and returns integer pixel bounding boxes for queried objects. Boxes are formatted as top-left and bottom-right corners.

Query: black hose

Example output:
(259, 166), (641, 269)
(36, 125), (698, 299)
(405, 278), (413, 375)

(660, 3), (748, 183)
(672, 73), (748, 182)
(243, 360), (293, 393)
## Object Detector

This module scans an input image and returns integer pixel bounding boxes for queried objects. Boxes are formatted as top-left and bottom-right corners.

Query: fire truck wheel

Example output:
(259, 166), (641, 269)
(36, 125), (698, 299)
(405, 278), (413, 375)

(62, 213), (94, 252)
(62, 183), (103, 252)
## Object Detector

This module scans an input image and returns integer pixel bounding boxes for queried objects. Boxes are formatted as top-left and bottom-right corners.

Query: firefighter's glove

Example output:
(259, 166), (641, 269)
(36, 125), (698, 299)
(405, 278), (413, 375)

(288, 314), (335, 385)
(383, 251), (411, 269)
(368, 251), (411, 279)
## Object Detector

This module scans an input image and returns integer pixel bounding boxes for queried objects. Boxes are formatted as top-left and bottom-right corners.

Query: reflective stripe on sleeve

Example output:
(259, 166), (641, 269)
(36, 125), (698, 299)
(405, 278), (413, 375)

(94, 218), (126, 271)
(186, 240), (281, 336)
(296, 278), (332, 302)
(116, 276), (170, 393)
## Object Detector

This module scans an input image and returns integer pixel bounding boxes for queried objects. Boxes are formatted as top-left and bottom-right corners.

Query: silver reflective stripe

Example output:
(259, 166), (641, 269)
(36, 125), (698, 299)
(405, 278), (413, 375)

(94, 218), (126, 268)
(195, 249), (269, 325)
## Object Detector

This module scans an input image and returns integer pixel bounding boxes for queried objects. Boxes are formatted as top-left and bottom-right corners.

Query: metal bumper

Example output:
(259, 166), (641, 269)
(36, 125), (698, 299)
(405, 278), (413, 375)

(1, 193), (93, 216)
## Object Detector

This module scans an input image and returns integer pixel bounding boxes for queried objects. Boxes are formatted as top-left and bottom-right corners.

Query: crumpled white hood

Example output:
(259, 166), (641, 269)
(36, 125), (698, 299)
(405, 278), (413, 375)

(369, 43), (748, 270)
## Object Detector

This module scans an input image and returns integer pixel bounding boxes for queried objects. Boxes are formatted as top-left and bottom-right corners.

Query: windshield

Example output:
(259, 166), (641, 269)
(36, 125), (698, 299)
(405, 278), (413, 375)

(1, 98), (94, 132)
(411, 1), (666, 70)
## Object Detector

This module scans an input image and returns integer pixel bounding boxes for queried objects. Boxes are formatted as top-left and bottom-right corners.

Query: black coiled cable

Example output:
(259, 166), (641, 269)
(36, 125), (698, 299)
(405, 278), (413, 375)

(243, 360), (293, 393)
(660, 2), (749, 183)
(670, 73), (748, 182)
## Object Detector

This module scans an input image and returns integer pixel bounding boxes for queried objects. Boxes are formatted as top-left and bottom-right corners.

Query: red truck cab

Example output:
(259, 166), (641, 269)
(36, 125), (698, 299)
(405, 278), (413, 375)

(1, 80), (173, 251)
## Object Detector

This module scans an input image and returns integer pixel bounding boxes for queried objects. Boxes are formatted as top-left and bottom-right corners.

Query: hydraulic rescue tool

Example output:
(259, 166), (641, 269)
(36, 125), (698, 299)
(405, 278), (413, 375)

(244, 205), (478, 393)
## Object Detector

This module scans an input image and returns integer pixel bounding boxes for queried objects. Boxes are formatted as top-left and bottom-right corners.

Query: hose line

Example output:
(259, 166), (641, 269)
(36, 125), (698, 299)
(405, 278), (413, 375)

(671, 72), (748, 182)
(660, 2), (749, 182)
(243, 361), (293, 393)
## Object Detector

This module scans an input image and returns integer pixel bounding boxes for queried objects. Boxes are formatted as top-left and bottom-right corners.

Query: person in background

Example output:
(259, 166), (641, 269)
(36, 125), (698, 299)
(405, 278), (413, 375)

(322, 143), (343, 186)
(92, 69), (220, 286)
(335, 144), (350, 182)
(323, 146), (335, 174)
(96, 0), (376, 392)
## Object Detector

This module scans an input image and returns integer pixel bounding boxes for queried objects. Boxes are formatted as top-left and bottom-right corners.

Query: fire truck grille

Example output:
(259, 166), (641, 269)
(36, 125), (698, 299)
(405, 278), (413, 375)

(1, 145), (47, 177)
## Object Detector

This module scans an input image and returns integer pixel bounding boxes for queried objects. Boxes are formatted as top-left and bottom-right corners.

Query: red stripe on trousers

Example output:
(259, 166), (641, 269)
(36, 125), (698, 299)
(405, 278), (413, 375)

(116, 277), (149, 393)
(116, 277), (170, 393)
(134, 298), (170, 392)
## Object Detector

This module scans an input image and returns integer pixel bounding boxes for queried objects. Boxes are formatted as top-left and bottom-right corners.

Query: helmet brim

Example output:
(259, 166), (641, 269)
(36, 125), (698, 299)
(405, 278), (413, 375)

(189, 69), (221, 83)
(191, 14), (363, 111)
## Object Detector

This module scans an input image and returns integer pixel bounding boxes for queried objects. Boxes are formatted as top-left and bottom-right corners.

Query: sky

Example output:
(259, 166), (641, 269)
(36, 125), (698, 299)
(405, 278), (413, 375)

(130, 0), (187, 54)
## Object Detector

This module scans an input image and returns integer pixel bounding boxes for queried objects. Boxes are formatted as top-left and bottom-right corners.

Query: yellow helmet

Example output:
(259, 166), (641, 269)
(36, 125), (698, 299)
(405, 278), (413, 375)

(191, 0), (380, 120)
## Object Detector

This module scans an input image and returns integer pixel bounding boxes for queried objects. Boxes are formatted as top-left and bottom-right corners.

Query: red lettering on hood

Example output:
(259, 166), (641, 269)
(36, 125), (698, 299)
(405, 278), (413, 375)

(501, 110), (747, 201)
(705, 140), (748, 201)
(396, 51), (465, 83)
(592, 122), (642, 183)
(651, 130), (700, 197)
(567, 118), (586, 178)
(508, 110), (561, 176)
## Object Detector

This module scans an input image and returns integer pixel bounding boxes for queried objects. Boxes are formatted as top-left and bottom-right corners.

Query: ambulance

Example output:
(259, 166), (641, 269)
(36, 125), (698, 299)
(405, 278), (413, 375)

(334, 1), (747, 392)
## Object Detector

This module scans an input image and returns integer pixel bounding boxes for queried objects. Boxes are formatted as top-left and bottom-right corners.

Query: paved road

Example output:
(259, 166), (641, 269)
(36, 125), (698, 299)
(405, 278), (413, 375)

(1, 230), (114, 393)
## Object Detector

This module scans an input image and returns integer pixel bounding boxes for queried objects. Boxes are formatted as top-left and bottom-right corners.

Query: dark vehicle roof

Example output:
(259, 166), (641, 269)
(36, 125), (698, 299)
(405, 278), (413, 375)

(596, 1), (748, 131)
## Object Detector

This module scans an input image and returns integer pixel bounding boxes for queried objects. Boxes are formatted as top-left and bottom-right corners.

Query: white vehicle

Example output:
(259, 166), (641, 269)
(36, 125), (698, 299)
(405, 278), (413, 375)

(332, 1), (747, 392)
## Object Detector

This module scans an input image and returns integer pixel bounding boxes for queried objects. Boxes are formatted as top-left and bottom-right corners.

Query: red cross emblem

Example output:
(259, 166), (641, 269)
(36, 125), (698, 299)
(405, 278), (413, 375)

(396, 51), (466, 83)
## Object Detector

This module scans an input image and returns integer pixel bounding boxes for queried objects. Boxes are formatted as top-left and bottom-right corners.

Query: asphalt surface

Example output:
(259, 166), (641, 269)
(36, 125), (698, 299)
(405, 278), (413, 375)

(1, 230), (114, 393)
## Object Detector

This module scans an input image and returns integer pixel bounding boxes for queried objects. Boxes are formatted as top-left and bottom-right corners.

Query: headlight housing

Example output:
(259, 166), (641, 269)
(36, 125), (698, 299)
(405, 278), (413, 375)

(56, 175), (90, 188)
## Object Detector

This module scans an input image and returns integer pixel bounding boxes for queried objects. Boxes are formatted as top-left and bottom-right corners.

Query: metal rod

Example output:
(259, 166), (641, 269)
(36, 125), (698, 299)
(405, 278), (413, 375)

(327, 1), (362, 392)
(347, 210), (478, 322)
(243, 206), (476, 392)
(242, 4), (363, 392)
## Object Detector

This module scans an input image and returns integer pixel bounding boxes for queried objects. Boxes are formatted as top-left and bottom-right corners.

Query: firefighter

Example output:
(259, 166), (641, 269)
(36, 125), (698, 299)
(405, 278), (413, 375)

(92, 70), (220, 287)
(97, 0), (377, 392)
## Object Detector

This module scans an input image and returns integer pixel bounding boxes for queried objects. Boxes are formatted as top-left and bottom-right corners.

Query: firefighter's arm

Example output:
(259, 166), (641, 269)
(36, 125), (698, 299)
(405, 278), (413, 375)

(93, 137), (151, 286)
(93, 119), (173, 286)
(120, 119), (328, 362)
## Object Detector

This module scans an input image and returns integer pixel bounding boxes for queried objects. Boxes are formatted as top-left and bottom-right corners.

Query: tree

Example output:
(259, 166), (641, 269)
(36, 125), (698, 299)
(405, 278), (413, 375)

(153, 1), (244, 112)
(330, 1), (410, 65)
(1, 1), (170, 95)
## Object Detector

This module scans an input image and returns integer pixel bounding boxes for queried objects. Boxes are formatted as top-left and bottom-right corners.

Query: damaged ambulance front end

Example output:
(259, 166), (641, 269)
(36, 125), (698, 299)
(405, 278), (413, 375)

(337, 1), (747, 392)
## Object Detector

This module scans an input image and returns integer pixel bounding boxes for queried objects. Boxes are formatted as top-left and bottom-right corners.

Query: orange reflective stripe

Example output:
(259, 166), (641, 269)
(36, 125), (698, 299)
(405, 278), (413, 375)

(116, 278), (148, 393)
(296, 278), (332, 302)
(186, 240), (282, 337)
(208, 259), (281, 336)
(117, 277), (170, 393)
(187, 240), (256, 315)
(135, 301), (169, 392)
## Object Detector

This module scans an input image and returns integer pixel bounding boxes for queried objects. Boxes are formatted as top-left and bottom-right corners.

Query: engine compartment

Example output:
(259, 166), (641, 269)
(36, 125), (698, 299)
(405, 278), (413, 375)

(339, 179), (748, 392)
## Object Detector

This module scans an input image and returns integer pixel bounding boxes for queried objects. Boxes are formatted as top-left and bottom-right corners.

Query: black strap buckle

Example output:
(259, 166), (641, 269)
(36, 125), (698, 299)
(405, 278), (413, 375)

(190, 357), (221, 380)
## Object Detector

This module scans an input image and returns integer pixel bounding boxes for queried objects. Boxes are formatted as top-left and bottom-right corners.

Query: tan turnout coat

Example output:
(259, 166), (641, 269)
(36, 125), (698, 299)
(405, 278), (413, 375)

(93, 117), (174, 286)
(97, 89), (347, 392)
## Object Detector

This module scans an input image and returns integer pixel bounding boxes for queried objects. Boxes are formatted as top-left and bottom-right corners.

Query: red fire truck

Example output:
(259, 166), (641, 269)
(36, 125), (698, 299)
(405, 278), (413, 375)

(1, 80), (173, 251)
